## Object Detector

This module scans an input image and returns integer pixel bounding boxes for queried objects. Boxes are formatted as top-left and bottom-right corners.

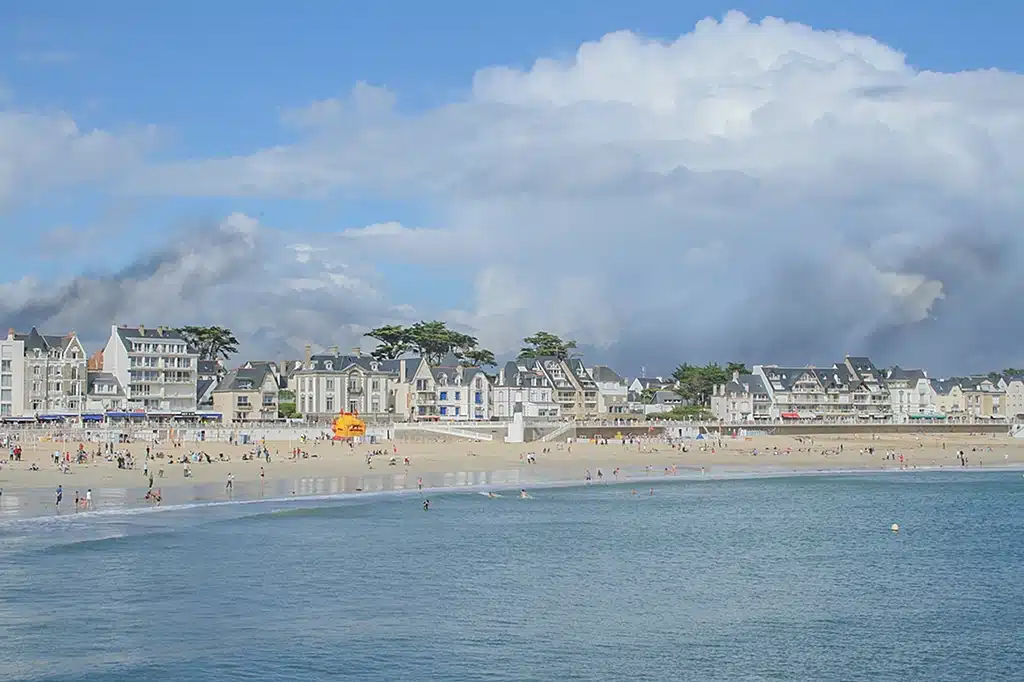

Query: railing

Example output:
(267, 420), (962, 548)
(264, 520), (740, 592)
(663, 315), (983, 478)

(539, 422), (574, 442)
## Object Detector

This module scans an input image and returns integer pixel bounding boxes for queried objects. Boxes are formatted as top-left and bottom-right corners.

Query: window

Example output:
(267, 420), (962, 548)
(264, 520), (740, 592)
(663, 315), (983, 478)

(33, 366), (40, 376)
(1, 389), (10, 401)
(0, 404), (9, 416)
(455, 392), (461, 401)
(454, 407), (461, 416)
(326, 396), (334, 412)
(439, 391), (448, 401)
(475, 391), (483, 405)
(1, 375), (9, 388)
(236, 396), (250, 406)
(440, 406), (448, 416)
(371, 399), (380, 412)
(326, 379), (334, 391)
(1, 359), (9, 371)
(263, 394), (275, 406)
(325, 362), (333, 371)
(371, 379), (380, 391)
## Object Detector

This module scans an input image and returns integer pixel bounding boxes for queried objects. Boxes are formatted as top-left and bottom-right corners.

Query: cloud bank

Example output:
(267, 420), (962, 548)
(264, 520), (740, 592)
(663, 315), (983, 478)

(7, 11), (1024, 373)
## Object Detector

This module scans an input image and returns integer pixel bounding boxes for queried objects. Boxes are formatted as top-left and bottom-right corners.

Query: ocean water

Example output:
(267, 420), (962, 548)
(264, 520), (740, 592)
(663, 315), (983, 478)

(0, 471), (1021, 681)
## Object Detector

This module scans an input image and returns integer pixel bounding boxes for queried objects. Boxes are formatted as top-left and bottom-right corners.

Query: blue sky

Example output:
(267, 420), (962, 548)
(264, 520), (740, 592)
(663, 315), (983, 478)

(2, 2), (1023, 372)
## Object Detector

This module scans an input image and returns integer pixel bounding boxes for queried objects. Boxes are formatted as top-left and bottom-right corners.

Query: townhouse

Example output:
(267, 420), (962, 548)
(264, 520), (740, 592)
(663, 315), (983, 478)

(589, 365), (629, 415)
(396, 354), (492, 421)
(3, 328), (88, 416)
(492, 359), (561, 419)
(885, 366), (938, 422)
(710, 371), (772, 422)
(213, 361), (281, 423)
(292, 347), (399, 419)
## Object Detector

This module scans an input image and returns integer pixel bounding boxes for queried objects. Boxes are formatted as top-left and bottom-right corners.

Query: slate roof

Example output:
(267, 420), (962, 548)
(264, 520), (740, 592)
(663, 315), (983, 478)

(589, 365), (626, 384)
(197, 378), (216, 403)
(114, 325), (188, 344)
(886, 366), (927, 382)
(298, 353), (406, 375)
(723, 373), (769, 396)
(214, 362), (278, 393)
(86, 371), (125, 396)
(12, 327), (78, 353)
(633, 377), (673, 390)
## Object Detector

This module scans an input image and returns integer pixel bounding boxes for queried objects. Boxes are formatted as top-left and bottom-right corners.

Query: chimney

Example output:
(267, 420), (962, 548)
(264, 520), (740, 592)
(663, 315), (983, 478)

(399, 358), (407, 383)
(329, 345), (339, 356)
(6, 328), (13, 340)
(499, 367), (506, 385)
(138, 324), (145, 335)
(157, 326), (165, 336)
(352, 346), (361, 357)
(732, 370), (740, 382)
(304, 344), (312, 367)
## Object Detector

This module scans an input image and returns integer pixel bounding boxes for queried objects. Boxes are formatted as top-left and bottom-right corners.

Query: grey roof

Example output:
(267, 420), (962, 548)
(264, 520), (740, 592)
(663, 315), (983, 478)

(932, 379), (961, 395)
(589, 365), (625, 384)
(886, 366), (927, 382)
(298, 353), (406, 375)
(215, 362), (278, 393)
(12, 328), (78, 353)
(86, 371), (125, 396)
(652, 390), (685, 404)
(430, 364), (490, 386)
(197, 378), (216, 402)
(197, 360), (222, 376)
(115, 325), (187, 343)
(723, 373), (769, 396)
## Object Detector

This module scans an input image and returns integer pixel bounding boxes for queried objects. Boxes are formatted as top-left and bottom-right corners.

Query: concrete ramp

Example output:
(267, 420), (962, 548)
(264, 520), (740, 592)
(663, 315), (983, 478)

(539, 422), (574, 442)
(1011, 424), (1024, 438)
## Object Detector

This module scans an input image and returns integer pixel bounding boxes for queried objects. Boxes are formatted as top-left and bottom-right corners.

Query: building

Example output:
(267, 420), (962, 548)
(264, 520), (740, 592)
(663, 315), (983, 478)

(960, 377), (1004, 419)
(933, 379), (966, 417)
(492, 359), (560, 419)
(213, 362), (281, 423)
(711, 372), (772, 422)
(628, 376), (675, 396)
(885, 366), (937, 422)
(589, 365), (629, 415)
(530, 357), (598, 419)
(755, 356), (891, 422)
(999, 376), (1024, 419)
(7, 328), (88, 415)
(85, 371), (128, 413)
(292, 347), (399, 419)
(197, 360), (226, 383)
(102, 325), (199, 412)
(394, 354), (493, 421)
(1, 331), (26, 417)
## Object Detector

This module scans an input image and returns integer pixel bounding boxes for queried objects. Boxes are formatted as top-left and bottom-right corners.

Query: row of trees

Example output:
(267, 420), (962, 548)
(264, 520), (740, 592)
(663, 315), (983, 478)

(671, 362), (749, 407)
(365, 323), (582, 367)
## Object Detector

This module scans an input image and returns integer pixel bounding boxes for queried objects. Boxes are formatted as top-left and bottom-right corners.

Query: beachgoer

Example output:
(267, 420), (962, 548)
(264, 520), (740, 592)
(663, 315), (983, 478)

(226, 473), (234, 493)
(56, 485), (63, 508)
(423, 499), (430, 511)
(85, 489), (92, 509)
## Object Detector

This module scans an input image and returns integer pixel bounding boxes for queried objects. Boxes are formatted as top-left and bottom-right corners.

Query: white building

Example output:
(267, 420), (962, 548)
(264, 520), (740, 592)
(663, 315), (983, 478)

(711, 372), (772, 422)
(6, 328), (88, 416)
(102, 325), (199, 412)
(292, 348), (399, 419)
(1, 331), (26, 418)
(85, 371), (128, 413)
(885, 366), (937, 422)
(396, 354), (493, 421)
(589, 365), (629, 415)
(493, 359), (560, 419)
(999, 376), (1024, 420)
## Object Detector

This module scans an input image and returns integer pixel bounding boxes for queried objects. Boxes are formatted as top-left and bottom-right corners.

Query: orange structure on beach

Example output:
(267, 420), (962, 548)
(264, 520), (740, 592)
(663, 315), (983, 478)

(332, 411), (366, 440)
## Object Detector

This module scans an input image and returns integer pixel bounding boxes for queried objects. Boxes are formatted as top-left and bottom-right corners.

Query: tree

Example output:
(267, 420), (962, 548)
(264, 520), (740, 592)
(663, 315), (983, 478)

(366, 325), (412, 361)
(461, 348), (497, 367)
(1003, 368), (1024, 377)
(174, 325), (239, 361)
(672, 362), (729, 407)
(725, 362), (749, 376)
(364, 321), (494, 366)
(518, 331), (578, 360)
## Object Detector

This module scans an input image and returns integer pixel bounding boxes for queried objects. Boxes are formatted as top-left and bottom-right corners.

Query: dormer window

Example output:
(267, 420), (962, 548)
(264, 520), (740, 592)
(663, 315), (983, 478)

(325, 361), (333, 371)
(370, 361), (380, 372)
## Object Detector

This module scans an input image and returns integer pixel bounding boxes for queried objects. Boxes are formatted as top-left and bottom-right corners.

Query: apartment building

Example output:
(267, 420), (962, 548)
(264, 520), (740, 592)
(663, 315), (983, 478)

(589, 365), (629, 415)
(213, 362), (281, 423)
(755, 356), (891, 421)
(529, 357), (598, 419)
(710, 372), (772, 422)
(0, 331), (26, 417)
(394, 354), (492, 421)
(292, 347), (398, 419)
(5, 328), (88, 415)
(102, 325), (198, 412)
(492, 359), (560, 418)
(999, 376), (1024, 419)
(885, 366), (938, 421)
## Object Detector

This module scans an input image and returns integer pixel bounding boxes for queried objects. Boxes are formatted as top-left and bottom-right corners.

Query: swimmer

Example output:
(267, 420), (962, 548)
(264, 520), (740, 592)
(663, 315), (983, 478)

(519, 489), (529, 499)
(423, 499), (430, 511)
(487, 492), (496, 499)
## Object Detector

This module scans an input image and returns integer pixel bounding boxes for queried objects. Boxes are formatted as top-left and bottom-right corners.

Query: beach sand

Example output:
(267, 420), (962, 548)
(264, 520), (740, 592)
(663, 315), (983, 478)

(1, 431), (1021, 517)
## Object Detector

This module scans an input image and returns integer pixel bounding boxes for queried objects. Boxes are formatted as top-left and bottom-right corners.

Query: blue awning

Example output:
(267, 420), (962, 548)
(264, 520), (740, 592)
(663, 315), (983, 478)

(37, 415), (66, 421)
(81, 414), (105, 421)
(106, 411), (146, 418)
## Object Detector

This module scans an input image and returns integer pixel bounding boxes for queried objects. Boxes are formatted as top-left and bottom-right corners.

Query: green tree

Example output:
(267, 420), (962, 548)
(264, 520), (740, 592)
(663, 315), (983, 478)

(365, 321), (494, 365)
(365, 325), (412, 361)
(672, 362), (729, 407)
(1003, 368), (1024, 377)
(517, 331), (578, 360)
(461, 348), (497, 367)
(725, 361), (749, 375)
(174, 325), (239, 361)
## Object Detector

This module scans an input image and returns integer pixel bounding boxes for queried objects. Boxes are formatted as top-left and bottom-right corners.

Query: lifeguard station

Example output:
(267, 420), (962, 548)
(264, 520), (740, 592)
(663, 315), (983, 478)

(332, 411), (366, 440)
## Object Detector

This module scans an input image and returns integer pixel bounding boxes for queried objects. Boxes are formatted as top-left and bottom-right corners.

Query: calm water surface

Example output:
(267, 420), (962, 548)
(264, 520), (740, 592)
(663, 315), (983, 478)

(0, 471), (1021, 681)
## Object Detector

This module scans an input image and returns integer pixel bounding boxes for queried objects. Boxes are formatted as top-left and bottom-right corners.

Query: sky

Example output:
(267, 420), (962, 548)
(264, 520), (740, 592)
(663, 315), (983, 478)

(2, 1), (1024, 376)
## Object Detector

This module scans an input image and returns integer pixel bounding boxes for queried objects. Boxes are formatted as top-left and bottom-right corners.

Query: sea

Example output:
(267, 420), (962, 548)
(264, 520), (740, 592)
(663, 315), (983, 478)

(0, 470), (1021, 681)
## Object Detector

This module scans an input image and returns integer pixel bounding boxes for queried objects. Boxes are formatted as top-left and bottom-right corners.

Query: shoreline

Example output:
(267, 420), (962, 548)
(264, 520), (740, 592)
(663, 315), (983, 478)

(3, 461), (1022, 524)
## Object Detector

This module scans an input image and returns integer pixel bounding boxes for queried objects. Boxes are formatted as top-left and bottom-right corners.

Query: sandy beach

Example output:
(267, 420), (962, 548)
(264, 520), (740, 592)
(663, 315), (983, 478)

(1, 430), (1022, 518)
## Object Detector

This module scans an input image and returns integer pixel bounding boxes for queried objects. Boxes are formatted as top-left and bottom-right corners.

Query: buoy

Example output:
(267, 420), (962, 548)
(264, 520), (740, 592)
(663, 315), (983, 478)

(890, 523), (900, 532)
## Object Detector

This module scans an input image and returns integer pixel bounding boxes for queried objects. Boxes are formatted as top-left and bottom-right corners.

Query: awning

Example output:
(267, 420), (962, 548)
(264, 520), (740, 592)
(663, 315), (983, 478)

(37, 415), (65, 421)
(1, 416), (35, 423)
(781, 412), (799, 419)
(910, 414), (945, 419)
(81, 414), (104, 422)
(797, 412), (816, 419)
(106, 411), (146, 418)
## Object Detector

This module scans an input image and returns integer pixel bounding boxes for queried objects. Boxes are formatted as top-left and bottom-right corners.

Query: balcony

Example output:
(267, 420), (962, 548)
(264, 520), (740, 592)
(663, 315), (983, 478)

(347, 385), (363, 394)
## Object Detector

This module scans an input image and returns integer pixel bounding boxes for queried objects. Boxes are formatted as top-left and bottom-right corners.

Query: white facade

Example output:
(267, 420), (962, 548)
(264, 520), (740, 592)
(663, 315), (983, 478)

(1001, 377), (1024, 419)
(103, 325), (198, 412)
(590, 366), (629, 415)
(8, 328), (87, 415)
(493, 360), (560, 419)
(0, 334), (26, 417)
(886, 369), (938, 422)
(293, 353), (398, 418)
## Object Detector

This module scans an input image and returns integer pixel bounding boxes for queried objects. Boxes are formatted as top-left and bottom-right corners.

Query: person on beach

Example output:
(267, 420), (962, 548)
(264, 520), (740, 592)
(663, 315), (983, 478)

(85, 489), (92, 510)
(226, 473), (234, 494)
(260, 467), (265, 485)
(417, 477), (423, 490)
(74, 491), (80, 509)
(55, 485), (63, 509)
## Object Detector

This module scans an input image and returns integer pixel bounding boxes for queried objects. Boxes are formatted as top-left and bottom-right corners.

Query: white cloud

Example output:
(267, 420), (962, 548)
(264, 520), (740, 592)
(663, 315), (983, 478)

(18, 11), (1024, 371)
(0, 102), (156, 210)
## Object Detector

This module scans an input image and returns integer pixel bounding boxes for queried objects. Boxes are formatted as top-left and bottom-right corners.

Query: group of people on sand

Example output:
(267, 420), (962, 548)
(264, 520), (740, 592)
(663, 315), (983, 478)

(53, 484), (94, 511)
